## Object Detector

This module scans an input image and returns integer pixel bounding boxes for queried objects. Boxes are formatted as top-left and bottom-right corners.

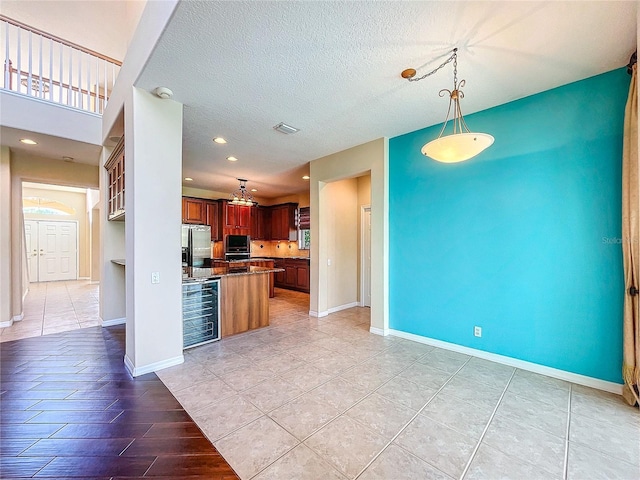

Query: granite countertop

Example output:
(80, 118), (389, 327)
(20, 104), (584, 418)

(183, 265), (284, 282)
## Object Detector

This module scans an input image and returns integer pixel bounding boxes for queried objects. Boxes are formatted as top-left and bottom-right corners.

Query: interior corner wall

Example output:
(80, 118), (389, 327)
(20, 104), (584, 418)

(356, 175), (371, 303)
(323, 178), (358, 310)
(99, 146), (125, 324)
(0, 147), (12, 325)
(310, 138), (388, 331)
(389, 68), (629, 384)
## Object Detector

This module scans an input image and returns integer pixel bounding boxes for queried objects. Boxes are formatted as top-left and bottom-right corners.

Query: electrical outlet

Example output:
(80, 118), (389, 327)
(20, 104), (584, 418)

(151, 272), (160, 284)
(474, 326), (482, 337)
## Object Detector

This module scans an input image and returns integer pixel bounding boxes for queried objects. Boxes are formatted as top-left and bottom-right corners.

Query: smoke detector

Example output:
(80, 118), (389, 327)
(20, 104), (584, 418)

(273, 122), (300, 135)
(154, 87), (173, 99)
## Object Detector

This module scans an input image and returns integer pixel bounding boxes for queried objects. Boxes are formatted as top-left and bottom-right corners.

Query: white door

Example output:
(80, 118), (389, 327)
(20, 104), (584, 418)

(24, 220), (39, 281)
(25, 220), (78, 282)
(362, 207), (372, 307)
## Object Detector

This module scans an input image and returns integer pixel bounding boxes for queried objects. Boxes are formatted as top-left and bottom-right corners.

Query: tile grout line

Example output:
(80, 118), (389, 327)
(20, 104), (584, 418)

(352, 356), (474, 480)
(563, 383), (572, 480)
(457, 367), (517, 480)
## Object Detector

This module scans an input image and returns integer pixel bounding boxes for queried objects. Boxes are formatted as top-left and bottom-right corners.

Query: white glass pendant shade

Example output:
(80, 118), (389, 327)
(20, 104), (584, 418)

(421, 132), (494, 163)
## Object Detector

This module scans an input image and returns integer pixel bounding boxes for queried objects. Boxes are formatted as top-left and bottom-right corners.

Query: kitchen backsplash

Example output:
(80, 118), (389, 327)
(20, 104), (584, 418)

(250, 240), (310, 258)
(211, 240), (310, 259)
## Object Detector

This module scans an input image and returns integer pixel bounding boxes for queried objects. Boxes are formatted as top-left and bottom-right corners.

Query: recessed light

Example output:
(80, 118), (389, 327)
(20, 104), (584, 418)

(20, 138), (37, 145)
(227, 156), (238, 162)
(184, 177), (193, 181)
(213, 137), (227, 144)
(273, 122), (300, 135)
(302, 175), (310, 180)
(251, 188), (258, 192)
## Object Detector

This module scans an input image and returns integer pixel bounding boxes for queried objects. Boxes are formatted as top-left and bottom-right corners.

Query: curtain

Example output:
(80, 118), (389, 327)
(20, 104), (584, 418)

(622, 62), (640, 407)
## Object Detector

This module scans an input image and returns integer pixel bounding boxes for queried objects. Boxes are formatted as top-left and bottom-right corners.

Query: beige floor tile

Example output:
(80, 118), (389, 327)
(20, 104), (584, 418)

(215, 415), (299, 479)
(306, 377), (368, 412)
(305, 415), (388, 479)
(466, 443), (561, 480)
(496, 390), (568, 438)
(359, 444), (453, 480)
(279, 363), (335, 392)
(569, 411), (640, 466)
(191, 394), (263, 442)
(567, 442), (639, 480)
(346, 393), (416, 441)
(270, 392), (342, 440)
(395, 414), (476, 478)
(173, 376), (237, 412)
(242, 377), (304, 413)
(398, 362), (452, 389)
(416, 348), (470, 374)
(375, 376), (438, 411)
(253, 444), (346, 480)
(421, 392), (494, 440)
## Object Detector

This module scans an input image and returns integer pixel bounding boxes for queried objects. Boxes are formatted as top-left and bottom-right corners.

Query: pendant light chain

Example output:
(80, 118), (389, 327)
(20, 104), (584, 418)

(406, 48), (458, 82)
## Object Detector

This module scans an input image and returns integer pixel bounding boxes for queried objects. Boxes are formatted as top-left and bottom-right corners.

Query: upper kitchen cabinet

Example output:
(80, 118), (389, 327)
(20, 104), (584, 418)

(182, 197), (206, 224)
(251, 206), (270, 240)
(206, 200), (220, 241)
(220, 200), (251, 235)
(270, 203), (298, 241)
(104, 137), (125, 221)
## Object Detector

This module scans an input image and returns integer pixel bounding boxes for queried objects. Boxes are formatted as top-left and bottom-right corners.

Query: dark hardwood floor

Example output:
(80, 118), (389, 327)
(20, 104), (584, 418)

(0, 324), (239, 479)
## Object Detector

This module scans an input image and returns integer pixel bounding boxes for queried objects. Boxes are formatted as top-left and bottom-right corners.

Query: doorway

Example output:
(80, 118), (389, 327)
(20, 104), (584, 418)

(24, 220), (78, 282)
(361, 206), (371, 307)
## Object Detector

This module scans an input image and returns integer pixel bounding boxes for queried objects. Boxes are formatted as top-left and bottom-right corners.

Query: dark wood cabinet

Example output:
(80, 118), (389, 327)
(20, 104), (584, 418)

(105, 137), (125, 221)
(221, 201), (251, 235)
(251, 207), (270, 240)
(182, 197), (206, 224)
(273, 258), (309, 293)
(206, 200), (220, 241)
(270, 203), (298, 241)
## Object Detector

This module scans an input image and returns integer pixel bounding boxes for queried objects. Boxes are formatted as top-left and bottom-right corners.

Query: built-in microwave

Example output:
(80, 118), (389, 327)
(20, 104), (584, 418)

(225, 234), (250, 253)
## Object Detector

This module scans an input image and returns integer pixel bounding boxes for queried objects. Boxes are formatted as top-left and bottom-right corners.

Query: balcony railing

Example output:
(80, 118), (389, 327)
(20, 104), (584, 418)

(0, 15), (121, 115)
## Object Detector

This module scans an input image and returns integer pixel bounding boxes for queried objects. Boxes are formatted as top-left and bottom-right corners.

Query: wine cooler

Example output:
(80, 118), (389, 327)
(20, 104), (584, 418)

(182, 278), (220, 349)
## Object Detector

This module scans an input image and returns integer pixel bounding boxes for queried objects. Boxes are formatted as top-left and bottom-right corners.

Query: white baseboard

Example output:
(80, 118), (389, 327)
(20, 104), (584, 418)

(89, 280), (100, 285)
(11, 312), (24, 322)
(78, 276), (90, 280)
(328, 302), (359, 314)
(102, 317), (126, 327)
(0, 319), (13, 328)
(124, 353), (184, 377)
(369, 326), (389, 336)
(388, 329), (624, 395)
(309, 310), (328, 318)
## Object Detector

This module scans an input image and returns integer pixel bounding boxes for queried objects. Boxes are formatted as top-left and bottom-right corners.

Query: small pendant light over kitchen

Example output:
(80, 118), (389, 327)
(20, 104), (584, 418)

(401, 48), (494, 163)
(229, 178), (255, 206)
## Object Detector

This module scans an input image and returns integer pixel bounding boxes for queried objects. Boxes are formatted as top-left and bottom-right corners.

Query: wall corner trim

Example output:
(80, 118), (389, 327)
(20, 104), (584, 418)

(0, 320), (13, 328)
(11, 312), (24, 322)
(309, 310), (328, 318)
(124, 354), (184, 377)
(388, 329), (624, 395)
(370, 326), (389, 336)
(327, 302), (359, 314)
(102, 317), (126, 327)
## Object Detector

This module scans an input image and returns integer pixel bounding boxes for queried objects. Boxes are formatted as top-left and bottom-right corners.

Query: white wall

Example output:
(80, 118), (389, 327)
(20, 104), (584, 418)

(1, 0), (146, 62)
(323, 178), (358, 310)
(123, 86), (183, 375)
(357, 174), (371, 303)
(310, 138), (388, 332)
(0, 91), (102, 147)
(0, 147), (12, 326)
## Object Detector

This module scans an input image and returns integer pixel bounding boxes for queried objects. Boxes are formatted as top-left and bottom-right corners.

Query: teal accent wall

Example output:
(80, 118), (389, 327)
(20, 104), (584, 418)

(389, 69), (628, 383)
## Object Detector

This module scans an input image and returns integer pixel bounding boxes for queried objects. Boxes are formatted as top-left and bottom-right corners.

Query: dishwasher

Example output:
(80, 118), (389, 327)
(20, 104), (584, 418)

(182, 278), (220, 349)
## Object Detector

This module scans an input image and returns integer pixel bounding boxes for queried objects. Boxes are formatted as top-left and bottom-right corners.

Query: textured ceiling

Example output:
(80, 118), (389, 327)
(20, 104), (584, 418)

(135, 1), (636, 199)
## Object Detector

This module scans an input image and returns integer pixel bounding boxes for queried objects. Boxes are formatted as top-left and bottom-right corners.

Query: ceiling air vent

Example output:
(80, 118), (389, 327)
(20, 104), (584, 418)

(273, 122), (300, 135)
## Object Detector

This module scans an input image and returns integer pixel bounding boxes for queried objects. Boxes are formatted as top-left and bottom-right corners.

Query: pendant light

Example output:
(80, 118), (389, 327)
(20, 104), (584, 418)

(401, 48), (494, 163)
(229, 178), (255, 206)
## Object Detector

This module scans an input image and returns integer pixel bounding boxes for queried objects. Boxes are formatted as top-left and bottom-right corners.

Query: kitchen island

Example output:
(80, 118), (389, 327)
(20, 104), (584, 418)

(182, 265), (283, 339)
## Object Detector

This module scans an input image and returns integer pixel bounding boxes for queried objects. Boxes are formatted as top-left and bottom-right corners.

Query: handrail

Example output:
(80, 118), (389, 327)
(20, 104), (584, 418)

(0, 15), (122, 66)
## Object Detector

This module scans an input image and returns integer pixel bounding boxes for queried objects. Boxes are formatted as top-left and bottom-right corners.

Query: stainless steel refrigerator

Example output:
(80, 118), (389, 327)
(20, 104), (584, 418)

(181, 225), (211, 267)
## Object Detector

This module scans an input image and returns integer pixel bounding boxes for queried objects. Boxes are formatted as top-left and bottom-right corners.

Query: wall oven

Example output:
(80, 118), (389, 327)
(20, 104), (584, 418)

(225, 234), (251, 261)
